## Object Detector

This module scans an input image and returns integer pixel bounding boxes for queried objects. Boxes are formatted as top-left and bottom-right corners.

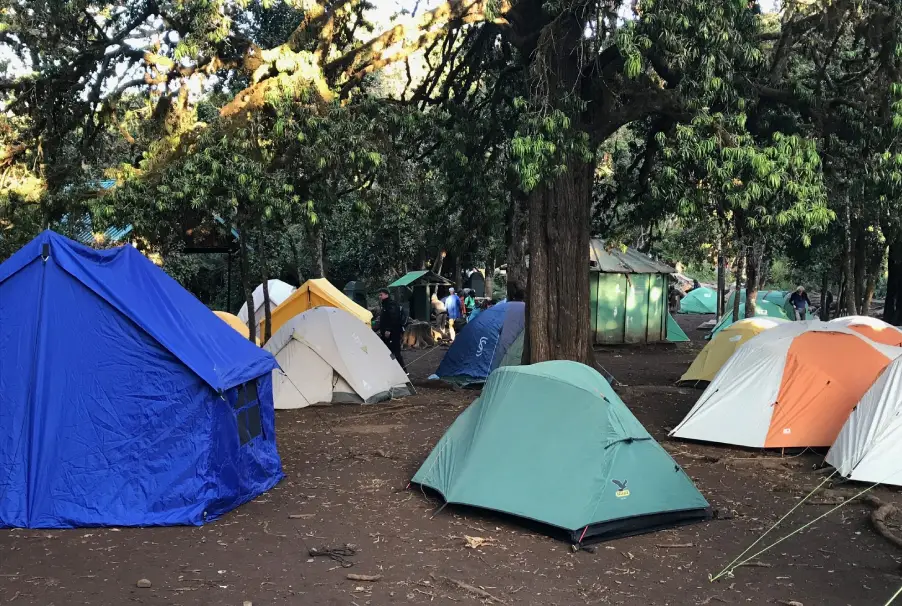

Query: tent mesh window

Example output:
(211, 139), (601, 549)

(234, 380), (263, 445)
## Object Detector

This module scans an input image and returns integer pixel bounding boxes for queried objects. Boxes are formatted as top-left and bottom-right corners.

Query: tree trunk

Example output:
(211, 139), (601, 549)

(862, 244), (884, 317)
(842, 199), (858, 315)
(258, 230), (272, 343)
(485, 255), (495, 300)
(820, 268), (830, 321)
(507, 191), (528, 301)
(745, 243), (760, 318)
(454, 251), (463, 290)
(307, 221), (325, 279)
(732, 250), (744, 321)
(289, 229), (304, 285)
(525, 160), (593, 364)
(238, 224), (256, 344)
(854, 227), (866, 312)
(886, 238), (902, 325)
(758, 242), (770, 290)
(716, 239), (726, 320)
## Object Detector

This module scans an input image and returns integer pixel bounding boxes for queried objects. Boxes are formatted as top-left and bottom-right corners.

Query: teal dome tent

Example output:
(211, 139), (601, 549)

(413, 361), (711, 543)
(679, 287), (717, 314)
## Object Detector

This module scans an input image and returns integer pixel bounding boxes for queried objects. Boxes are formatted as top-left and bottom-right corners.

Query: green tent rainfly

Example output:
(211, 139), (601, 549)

(679, 286), (717, 314)
(666, 313), (690, 342)
(710, 300), (789, 336)
(412, 361), (711, 543)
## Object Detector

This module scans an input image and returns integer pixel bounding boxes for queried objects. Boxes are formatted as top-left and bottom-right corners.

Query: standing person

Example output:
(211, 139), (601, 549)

(668, 279), (686, 313)
(443, 287), (464, 341)
(378, 288), (406, 371)
(431, 293), (448, 337)
(789, 286), (812, 321)
(463, 289), (476, 316)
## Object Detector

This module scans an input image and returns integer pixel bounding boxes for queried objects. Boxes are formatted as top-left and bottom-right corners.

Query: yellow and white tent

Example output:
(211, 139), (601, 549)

(679, 317), (787, 385)
(213, 310), (260, 345)
(263, 278), (372, 339)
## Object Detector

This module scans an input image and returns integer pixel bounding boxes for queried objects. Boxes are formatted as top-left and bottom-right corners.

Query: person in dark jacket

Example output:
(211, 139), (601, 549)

(789, 286), (812, 320)
(378, 288), (406, 370)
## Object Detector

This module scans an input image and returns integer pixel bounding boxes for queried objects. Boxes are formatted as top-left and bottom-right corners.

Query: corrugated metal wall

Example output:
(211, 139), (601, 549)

(590, 272), (667, 345)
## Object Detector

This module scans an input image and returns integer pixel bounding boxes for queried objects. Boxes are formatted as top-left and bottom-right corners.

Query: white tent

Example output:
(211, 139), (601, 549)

(264, 307), (413, 409)
(827, 356), (902, 486)
(237, 280), (296, 327)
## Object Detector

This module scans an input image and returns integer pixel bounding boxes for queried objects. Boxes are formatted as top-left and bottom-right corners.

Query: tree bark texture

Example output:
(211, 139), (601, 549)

(716, 241), (726, 320)
(862, 244), (884, 316)
(820, 268), (830, 321)
(238, 223), (256, 343)
(506, 191), (528, 301)
(745, 242), (761, 318)
(307, 221), (325, 279)
(854, 227), (866, 312)
(885, 239), (902, 325)
(258, 230), (272, 343)
(525, 160), (593, 365)
(842, 200), (858, 315)
(732, 250), (744, 321)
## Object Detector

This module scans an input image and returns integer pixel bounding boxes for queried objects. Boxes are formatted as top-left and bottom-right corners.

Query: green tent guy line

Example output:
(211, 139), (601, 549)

(412, 361), (711, 543)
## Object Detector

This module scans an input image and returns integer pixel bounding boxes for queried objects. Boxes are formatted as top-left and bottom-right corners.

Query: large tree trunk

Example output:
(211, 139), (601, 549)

(820, 268), (830, 321)
(454, 251), (463, 290)
(745, 242), (761, 318)
(307, 221), (325, 279)
(525, 160), (593, 364)
(258, 230), (272, 343)
(507, 191), (528, 301)
(732, 250), (744, 321)
(238, 222), (256, 343)
(842, 199), (858, 315)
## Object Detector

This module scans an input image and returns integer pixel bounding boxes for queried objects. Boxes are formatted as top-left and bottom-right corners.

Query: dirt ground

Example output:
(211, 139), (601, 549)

(3, 313), (902, 605)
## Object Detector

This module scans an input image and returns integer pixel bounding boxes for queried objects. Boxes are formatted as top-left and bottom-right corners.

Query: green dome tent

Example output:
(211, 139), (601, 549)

(679, 286), (717, 314)
(710, 300), (789, 336)
(412, 361), (711, 543)
(726, 289), (811, 322)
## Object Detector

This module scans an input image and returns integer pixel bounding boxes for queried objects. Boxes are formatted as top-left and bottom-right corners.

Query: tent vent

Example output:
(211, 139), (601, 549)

(41, 243), (50, 261)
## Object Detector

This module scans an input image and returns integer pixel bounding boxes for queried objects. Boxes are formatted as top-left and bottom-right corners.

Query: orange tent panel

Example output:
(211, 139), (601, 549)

(847, 324), (902, 347)
(765, 332), (892, 448)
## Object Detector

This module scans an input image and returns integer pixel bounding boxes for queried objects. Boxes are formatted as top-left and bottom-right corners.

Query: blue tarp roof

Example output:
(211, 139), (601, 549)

(0, 231), (276, 391)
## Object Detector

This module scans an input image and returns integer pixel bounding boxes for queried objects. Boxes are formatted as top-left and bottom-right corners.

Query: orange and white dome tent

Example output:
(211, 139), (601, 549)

(829, 315), (902, 347)
(670, 321), (902, 449)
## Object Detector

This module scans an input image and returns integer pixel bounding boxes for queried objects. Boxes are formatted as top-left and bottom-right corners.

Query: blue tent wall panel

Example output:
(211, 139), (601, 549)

(0, 231), (283, 528)
(0, 258), (42, 527)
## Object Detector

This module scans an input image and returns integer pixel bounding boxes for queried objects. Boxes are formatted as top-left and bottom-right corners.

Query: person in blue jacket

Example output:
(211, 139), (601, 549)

(444, 287), (464, 340)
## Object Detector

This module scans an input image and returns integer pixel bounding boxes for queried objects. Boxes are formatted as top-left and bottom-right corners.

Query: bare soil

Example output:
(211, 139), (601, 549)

(2, 313), (901, 605)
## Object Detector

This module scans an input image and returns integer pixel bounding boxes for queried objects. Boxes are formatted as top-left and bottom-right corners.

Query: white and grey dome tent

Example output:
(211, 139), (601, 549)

(827, 356), (902, 486)
(238, 279), (296, 327)
(264, 307), (413, 409)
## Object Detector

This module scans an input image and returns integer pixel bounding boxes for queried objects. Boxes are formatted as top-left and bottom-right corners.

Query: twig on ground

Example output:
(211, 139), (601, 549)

(432, 574), (506, 604)
(347, 574), (382, 582)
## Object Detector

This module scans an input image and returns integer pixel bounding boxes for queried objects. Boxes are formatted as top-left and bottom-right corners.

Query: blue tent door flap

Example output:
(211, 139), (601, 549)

(0, 231), (283, 528)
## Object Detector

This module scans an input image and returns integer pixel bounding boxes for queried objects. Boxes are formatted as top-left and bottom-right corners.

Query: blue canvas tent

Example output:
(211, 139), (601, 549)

(436, 301), (525, 385)
(0, 231), (283, 529)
